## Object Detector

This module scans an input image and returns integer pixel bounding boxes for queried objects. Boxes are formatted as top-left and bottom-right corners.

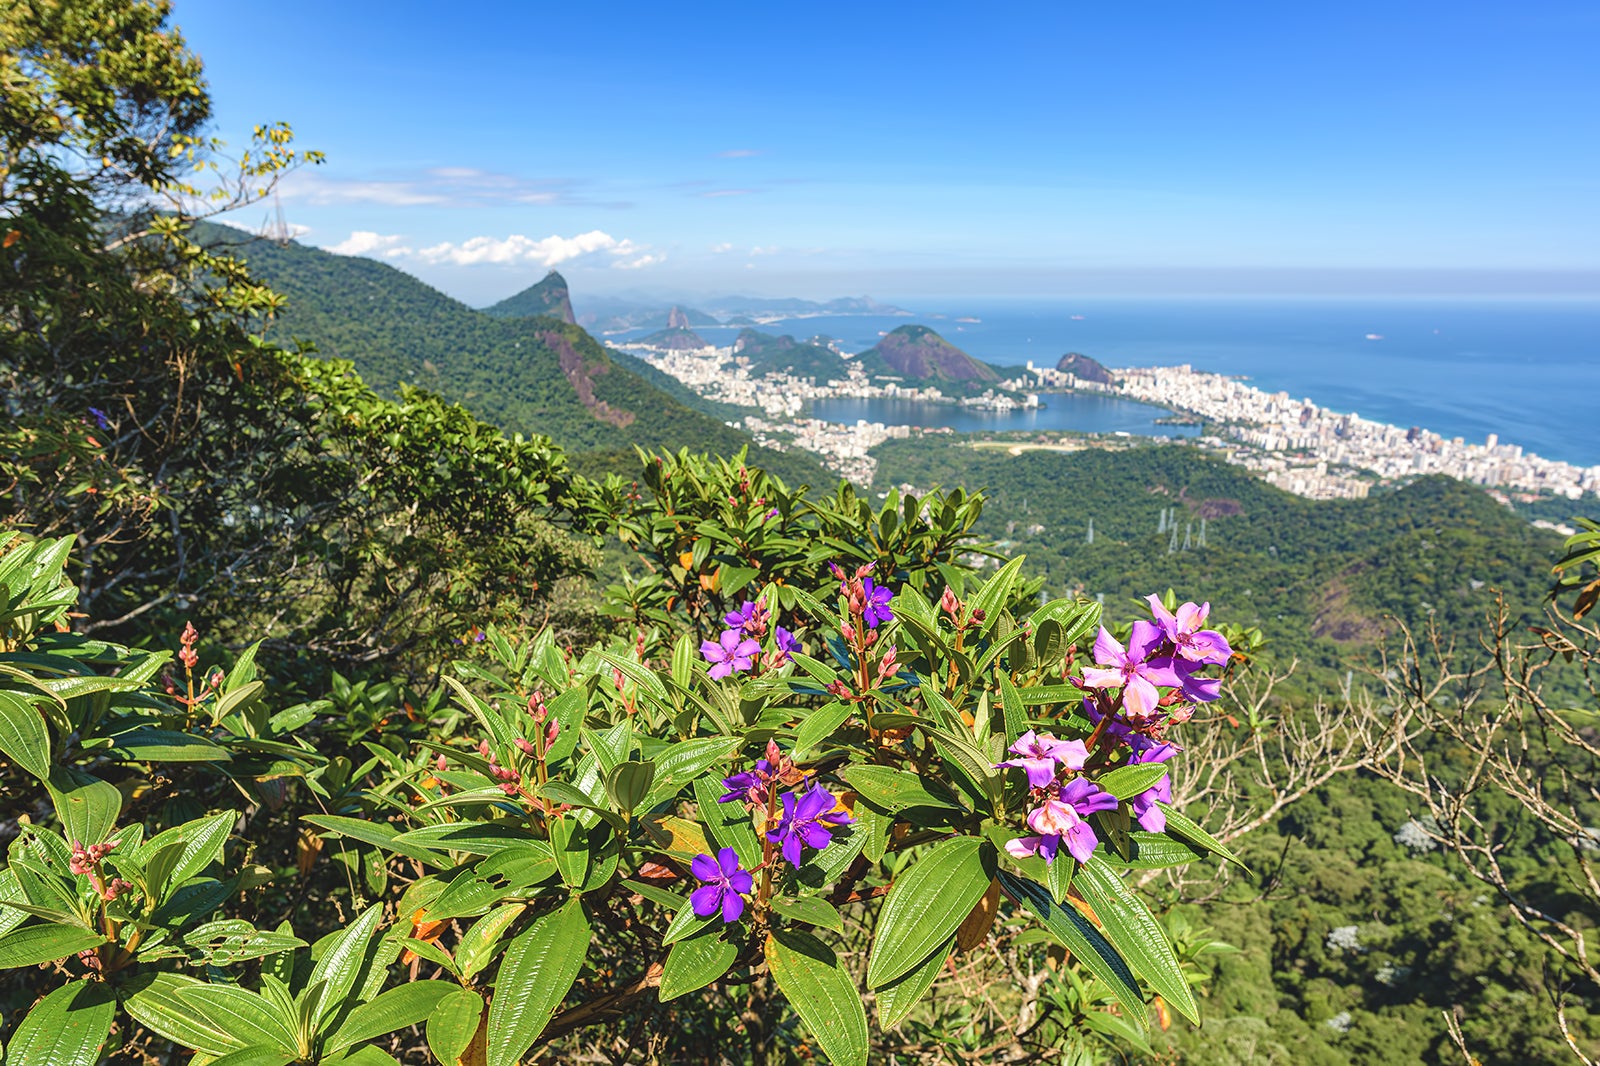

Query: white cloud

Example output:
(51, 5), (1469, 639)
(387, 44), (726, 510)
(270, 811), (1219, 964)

(414, 230), (644, 268)
(717, 149), (761, 158)
(710, 242), (735, 253)
(749, 245), (779, 256)
(614, 253), (665, 270)
(325, 231), (413, 257)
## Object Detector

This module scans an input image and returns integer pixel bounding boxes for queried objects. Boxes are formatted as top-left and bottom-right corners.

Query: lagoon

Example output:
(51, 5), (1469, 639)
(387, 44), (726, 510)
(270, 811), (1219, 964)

(807, 394), (1198, 438)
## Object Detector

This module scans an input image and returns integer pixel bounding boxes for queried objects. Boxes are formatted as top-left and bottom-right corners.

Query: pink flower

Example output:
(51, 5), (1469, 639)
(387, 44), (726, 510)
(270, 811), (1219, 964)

(1146, 595), (1233, 667)
(1080, 623), (1182, 719)
(1005, 779), (1118, 864)
(701, 629), (760, 680)
(996, 730), (1089, 789)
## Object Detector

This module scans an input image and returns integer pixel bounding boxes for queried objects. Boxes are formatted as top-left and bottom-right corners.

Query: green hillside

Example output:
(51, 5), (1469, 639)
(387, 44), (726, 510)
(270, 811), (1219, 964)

(872, 436), (1562, 683)
(217, 228), (824, 483)
(733, 328), (848, 381)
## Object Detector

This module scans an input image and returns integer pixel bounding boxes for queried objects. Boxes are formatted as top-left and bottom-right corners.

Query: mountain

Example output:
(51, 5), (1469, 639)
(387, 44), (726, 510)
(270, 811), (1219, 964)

(213, 226), (822, 483)
(732, 329), (846, 382)
(636, 326), (709, 350)
(1055, 351), (1116, 384)
(483, 271), (576, 324)
(856, 324), (998, 383)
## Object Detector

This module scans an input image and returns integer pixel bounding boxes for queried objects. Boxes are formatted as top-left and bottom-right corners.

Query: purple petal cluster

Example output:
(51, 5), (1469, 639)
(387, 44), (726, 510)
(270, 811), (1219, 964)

(995, 730), (1089, 789)
(861, 578), (894, 629)
(1081, 622), (1182, 719)
(1126, 740), (1178, 833)
(1005, 778), (1119, 865)
(1147, 595), (1233, 667)
(768, 784), (852, 866)
(690, 847), (753, 922)
(702, 628), (759, 680)
(773, 625), (798, 663)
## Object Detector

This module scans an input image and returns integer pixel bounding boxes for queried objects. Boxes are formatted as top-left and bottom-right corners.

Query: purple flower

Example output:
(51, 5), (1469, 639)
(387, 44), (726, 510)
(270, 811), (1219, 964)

(701, 629), (760, 680)
(1005, 778), (1119, 865)
(1171, 659), (1222, 703)
(996, 730), (1089, 789)
(1127, 741), (1177, 833)
(768, 785), (852, 866)
(87, 407), (111, 431)
(773, 625), (798, 662)
(1080, 623), (1182, 719)
(861, 578), (894, 629)
(1146, 595), (1233, 667)
(719, 760), (776, 804)
(690, 847), (753, 923)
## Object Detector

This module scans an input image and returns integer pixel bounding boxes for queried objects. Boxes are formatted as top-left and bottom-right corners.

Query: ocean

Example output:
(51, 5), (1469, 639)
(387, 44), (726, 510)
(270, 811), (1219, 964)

(613, 298), (1600, 468)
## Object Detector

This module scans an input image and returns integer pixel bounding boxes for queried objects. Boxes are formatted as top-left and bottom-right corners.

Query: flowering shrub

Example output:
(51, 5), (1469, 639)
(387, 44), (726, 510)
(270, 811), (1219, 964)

(0, 513), (1247, 1064)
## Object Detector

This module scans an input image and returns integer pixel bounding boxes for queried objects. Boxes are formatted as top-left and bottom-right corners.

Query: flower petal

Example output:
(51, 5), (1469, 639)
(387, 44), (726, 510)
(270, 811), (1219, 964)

(691, 853), (721, 881)
(721, 889), (745, 923)
(1092, 626), (1125, 667)
(690, 884), (723, 917)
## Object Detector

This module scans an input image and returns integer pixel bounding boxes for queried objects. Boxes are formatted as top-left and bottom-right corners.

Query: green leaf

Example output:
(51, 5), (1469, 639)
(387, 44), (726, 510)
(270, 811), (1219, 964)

(998, 676), (1027, 745)
(146, 810), (236, 890)
(604, 760), (655, 813)
(426, 988), (484, 1065)
(202, 1049), (296, 1066)
(174, 983), (302, 1055)
(103, 728), (231, 762)
(659, 928), (738, 1001)
(455, 903), (526, 980)
(766, 929), (869, 1066)
(641, 736), (740, 808)
(865, 837), (995, 988)
(1157, 803), (1249, 871)
(0, 689), (51, 781)
(486, 898), (589, 1066)
(394, 822), (537, 856)
(966, 556), (1027, 634)
(838, 765), (962, 814)
(0, 924), (105, 969)
(1094, 763), (1170, 801)
(122, 973), (249, 1057)
(302, 815), (447, 867)
(771, 894), (844, 932)
(306, 903), (386, 1029)
(1073, 857), (1201, 1025)
(175, 920), (306, 966)
(46, 766), (121, 847)
(4, 981), (116, 1066)
(875, 933), (954, 1028)
(325, 980), (457, 1054)
(999, 870), (1146, 1028)
(1096, 831), (1212, 870)
(661, 900), (717, 946)
(792, 700), (853, 758)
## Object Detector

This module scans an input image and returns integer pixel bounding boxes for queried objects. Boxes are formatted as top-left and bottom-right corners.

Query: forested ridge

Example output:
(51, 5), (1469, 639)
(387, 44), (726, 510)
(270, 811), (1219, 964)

(220, 226), (823, 484)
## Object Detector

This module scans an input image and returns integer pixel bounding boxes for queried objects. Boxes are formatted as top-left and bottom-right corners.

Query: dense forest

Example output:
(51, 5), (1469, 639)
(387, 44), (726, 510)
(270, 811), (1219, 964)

(2, 4), (1597, 1066)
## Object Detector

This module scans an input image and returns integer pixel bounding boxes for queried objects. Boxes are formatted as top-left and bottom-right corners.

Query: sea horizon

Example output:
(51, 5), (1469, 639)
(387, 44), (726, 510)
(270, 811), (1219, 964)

(612, 296), (1600, 470)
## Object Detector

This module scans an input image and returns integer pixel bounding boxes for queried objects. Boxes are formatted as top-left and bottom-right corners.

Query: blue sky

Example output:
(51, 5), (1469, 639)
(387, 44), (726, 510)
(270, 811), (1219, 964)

(175, 0), (1600, 305)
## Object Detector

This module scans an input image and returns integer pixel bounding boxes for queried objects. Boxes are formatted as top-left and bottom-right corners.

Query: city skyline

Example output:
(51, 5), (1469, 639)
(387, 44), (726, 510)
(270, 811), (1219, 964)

(177, 1), (1600, 304)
